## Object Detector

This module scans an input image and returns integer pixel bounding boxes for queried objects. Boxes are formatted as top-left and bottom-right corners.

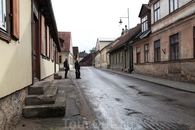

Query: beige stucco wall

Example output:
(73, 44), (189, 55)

(40, 57), (55, 80)
(95, 53), (101, 68)
(59, 52), (74, 70)
(151, 0), (194, 32)
(133, 15), (195, 63)
(100, 48), (109, 69)
(133, 3), (195, 83)
(0, 0), (32, 98)
(56, 64), (59, 72)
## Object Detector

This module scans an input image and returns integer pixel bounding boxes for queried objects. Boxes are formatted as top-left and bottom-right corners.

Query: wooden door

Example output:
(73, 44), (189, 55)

(33, 15), (40, 79)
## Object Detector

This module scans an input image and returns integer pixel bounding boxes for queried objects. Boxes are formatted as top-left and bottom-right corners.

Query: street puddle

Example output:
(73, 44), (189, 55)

(115, 98), (123, 102)
(137, 91), (151, 96)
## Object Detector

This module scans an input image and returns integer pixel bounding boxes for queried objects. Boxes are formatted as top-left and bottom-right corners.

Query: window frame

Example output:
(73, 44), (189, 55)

(44, 23), (47, 56)
(169, 0), (179, 13)
(154, 1), (160, 23)
(144, 44), (149, 63)
(154, 40), (161, 62)
(170, 33), (179, 60)
(0, 0), (19, 43)
(0, 0), (7, 30)
(120, 51), (123, 63)
(136, 47), (141, 63)
(194, 27), (195, 58)
(141, 15), (148, 32)
(59, 55), (62, 63)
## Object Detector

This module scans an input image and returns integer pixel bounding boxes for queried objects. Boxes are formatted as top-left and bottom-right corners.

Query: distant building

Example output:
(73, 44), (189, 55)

(95, 38), (115, 68)
(108, 25), (141, 72)
(79, 51), (88, 61)
(58, 32), (74, 70)
(80, 53), (96, 66)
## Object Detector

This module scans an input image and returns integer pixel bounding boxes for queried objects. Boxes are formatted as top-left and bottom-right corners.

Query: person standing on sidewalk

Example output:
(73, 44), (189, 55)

(64, 58), (69, 78)
(75, 59), (81, 79)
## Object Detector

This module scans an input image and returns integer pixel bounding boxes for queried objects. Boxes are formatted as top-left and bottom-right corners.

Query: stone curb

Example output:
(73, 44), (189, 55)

(99, 68), (195, 94)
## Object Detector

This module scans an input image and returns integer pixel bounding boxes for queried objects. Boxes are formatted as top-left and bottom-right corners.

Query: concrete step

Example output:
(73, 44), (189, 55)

(25, 86), (58, 106)
(22, 90), (66, 118)
(28, 81), (51, 95)
(54, 73), (62, 79)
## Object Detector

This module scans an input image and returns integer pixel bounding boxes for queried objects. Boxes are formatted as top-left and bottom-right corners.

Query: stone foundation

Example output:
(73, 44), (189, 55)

(134, 60), (195, 83)
(0, 74), (54, 130)
(0, 88), (28, 130)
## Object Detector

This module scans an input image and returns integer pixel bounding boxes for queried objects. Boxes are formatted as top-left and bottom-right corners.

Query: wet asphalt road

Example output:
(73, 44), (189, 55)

(70, 67), (195, 130)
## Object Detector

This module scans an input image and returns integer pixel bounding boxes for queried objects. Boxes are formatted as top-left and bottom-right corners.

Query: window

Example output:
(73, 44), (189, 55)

(170, 34), (179, 60)
(0, 0), (19, 42)
(59, 55), (62, 63)
(51, 40), (54, 61)
(170, 0), (178, 13)
(142, 15), (148, 32)
(194, 27), (195, 58)
(0, 0), (6, 30)
(47, 27), (50, 57)
(120, 52), (123, 63)
(41, 15), (49, 58)
(154, 40), (161, 62)
(44, 23), (47, 56)
(136, 47), (141, 63)
(144, 44), (149, 62)
(154, 1), (160, 22)
(111, 55), (114, 64)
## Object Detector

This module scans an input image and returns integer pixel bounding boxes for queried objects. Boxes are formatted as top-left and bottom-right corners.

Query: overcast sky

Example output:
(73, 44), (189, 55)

(51, 0), (149, 53)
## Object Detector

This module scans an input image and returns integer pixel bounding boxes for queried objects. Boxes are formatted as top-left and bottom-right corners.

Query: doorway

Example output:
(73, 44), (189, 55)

(33, 14), (40, 80)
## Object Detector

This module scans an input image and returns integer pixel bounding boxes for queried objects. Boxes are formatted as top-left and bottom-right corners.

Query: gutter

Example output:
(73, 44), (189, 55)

(47, 0), (61, 52)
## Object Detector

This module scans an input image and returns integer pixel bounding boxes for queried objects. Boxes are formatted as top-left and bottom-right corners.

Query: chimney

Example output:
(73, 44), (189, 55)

(125, 25), (127, 31)
(121, 28), (124, 35)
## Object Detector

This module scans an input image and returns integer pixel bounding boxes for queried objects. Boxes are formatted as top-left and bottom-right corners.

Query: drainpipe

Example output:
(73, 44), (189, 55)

(129, 42), (133, 73)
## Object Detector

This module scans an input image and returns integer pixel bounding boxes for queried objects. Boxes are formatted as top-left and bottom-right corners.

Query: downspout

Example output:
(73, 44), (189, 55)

(31, 0), (34, 83)
(129, 43), (133, 73)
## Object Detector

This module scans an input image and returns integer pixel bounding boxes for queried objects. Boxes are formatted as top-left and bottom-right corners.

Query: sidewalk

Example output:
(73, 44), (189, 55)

(14, 71), (94, 130)
(100, 68), (195, 94)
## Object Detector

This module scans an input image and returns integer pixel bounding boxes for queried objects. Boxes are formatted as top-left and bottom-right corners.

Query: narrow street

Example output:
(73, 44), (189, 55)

(70, 67), (195, 130)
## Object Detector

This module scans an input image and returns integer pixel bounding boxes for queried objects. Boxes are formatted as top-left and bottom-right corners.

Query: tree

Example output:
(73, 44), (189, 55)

(89, 47), (96, 53)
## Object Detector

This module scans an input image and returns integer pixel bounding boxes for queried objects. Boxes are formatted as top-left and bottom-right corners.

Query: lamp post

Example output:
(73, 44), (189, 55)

(119, 8), (130, 29)
(119, 8), (133, 73)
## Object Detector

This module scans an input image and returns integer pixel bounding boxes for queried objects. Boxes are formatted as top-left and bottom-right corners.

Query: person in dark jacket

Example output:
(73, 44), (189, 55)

(64, 58), (69, 78)
(75, 59), (81, 79)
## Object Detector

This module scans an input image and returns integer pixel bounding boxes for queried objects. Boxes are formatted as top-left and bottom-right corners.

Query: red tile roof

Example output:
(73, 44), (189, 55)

(58, 32), (71, 52)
